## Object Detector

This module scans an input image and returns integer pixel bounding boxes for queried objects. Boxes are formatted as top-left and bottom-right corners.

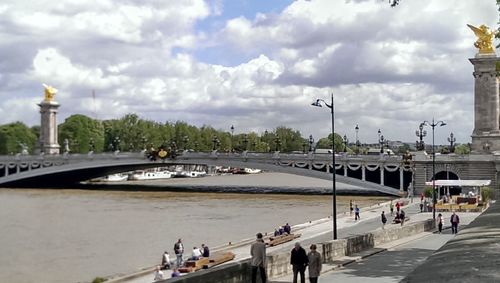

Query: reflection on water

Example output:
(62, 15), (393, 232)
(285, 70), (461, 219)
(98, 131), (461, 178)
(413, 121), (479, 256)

(0, 188), (390, 283)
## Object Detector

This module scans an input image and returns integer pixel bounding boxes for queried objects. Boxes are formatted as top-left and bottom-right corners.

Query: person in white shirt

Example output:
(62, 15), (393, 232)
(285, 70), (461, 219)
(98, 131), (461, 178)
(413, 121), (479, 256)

(191, 246), (202, 260)
(153, 266), (164, 282)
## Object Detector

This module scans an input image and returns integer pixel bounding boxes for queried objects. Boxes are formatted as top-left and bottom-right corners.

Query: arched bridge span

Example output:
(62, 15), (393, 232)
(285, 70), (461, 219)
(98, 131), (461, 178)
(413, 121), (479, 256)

(0, 151), (405, 196)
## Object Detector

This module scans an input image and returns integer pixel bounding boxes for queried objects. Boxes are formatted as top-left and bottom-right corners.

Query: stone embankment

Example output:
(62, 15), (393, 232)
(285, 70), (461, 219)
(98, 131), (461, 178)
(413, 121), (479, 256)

(160, 216), (434, 283)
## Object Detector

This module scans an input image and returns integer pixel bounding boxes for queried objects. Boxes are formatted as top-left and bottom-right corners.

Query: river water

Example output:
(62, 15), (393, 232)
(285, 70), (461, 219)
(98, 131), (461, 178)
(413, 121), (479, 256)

(0, 177), (390, 283)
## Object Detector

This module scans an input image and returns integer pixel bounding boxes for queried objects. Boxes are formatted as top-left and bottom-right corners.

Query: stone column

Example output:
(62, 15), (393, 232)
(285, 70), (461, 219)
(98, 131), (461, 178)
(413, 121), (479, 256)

(38, 100), (60, 154)
(470, 56), (500, 152)
(361, 165), (366, 181)
(399, 167), (404, 191)
(380, 166), (384, 186)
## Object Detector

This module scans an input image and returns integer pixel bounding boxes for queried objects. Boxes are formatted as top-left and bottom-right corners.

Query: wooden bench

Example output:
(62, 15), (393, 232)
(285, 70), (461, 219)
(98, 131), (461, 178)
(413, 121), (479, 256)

(202, 252), (235, 269)
(178, 257), (210, 273)
(267, 233), (301, 247)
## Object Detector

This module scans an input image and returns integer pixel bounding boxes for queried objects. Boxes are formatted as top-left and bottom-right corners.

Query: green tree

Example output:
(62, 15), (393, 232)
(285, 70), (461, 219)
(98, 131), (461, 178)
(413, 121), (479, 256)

(0, 122), (37, 154)
(59, 114), (104, 153)
(454, 144), (470, 155)
(316, 133), (343, 152)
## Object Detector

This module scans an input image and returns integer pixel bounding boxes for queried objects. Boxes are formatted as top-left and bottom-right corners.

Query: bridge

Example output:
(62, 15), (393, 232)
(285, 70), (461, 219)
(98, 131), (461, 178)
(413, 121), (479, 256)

(0, 151), (415, 196)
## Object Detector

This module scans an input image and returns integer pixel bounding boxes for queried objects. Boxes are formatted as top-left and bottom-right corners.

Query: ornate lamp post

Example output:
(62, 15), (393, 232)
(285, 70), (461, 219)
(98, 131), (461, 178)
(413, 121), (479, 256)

(302, 140), (308, 153)
(230, 125), (234, 152)
(212, 135), (220, 151)
(415, 123), (427, 151)
(275, 136), (281, 152)
(308, 135), (314, 152)
(243, 134), (249, 151)
(113, 137), (121, 151)
(355, 124), (360, 154)
(423, 119), (446, 220)
(448, 132), (456, 153)
(343, 134), (348, 152)
(312, 93), (337, 240)
(89, 138), (95, 152)
(378, 132), (385, 154)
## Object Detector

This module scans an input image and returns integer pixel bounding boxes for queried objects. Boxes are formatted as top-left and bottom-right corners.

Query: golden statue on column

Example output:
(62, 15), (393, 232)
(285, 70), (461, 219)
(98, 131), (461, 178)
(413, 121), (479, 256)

(43, 83), (57, 101)
(467, 24), (497, 55)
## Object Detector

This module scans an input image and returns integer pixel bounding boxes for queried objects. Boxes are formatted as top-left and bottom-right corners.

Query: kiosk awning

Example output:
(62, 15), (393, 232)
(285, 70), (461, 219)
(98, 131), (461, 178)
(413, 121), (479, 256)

(424, 180), (491, 187)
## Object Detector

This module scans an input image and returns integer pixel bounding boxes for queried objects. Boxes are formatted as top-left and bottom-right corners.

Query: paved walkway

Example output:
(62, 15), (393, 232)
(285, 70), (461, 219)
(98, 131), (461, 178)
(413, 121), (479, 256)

(111, 199), (432, 283)
(403, 201), (499, 283)
(270, 212), (480, 283)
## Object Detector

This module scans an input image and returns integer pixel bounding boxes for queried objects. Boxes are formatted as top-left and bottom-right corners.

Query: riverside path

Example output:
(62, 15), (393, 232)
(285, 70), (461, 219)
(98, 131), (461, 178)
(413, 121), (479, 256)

(107, 200), (473, 283)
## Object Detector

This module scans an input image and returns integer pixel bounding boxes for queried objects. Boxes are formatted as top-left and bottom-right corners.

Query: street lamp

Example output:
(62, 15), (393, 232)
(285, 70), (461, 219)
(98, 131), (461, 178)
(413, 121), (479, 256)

(379, 133), (385, 154)
(311, 93), (337, 240)
(422, 118), (446, 220)
(448, 132), (456, 153)
(302, 140), (308, 153)
(415, 123), (427, 151)
(343, 134), (348, 153)
(355, 124), (360, 154)
(243, 134), (249, 151)
(212, 135), (220, 151)
(308, 135), (314, 152)
(275, 136), (281, 152)
(230, 125), (234, 152)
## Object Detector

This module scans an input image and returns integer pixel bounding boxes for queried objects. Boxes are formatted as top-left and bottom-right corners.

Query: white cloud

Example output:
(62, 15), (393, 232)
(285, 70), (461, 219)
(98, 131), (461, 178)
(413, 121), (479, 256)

(0, 0), (496, 145)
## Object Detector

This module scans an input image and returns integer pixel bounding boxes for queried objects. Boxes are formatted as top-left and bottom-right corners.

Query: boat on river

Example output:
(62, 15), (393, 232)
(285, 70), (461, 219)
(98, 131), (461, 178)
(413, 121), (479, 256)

(128, 169), (173, 180)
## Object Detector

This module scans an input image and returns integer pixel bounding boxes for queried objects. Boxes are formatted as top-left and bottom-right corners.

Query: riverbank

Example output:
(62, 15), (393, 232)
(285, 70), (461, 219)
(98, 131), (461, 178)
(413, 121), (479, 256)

(0, 174), (391, 283)
(83, 172), (388, 195)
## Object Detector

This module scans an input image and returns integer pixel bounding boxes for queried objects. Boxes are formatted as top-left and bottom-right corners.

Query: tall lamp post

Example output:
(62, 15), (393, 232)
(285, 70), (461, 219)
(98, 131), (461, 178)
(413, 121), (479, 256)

(355, 124), (360, 154)
(230, 125), (234, 152)
(378, 132), (385, 154)
(415, 123), (427, 151)
(343, 134), (348, 153)
(312, 93), (337, 240)
(422, 118), (446, 220)
(448, 132), (456, 153)
(308, 135), (314, 152)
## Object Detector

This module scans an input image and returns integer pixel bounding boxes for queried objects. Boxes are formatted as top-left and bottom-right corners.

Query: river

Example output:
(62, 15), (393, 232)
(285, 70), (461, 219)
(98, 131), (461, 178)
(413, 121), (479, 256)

(0, 174), (391, 283)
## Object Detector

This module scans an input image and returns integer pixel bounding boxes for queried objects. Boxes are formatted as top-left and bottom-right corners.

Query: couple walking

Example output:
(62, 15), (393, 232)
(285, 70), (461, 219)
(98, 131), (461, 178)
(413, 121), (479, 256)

(250, 233), (322, 283)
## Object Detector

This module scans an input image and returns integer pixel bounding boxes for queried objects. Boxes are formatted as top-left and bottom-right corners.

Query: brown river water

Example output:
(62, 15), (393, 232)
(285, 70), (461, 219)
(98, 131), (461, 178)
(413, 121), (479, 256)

(0, 176), (390, 283)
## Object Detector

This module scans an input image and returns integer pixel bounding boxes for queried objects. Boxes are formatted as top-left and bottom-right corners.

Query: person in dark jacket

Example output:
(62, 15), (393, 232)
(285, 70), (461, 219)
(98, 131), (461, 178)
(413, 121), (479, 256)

(450, 212), (460, 234)
(290, 242), (309, 283)
(201, 244), (210, 257)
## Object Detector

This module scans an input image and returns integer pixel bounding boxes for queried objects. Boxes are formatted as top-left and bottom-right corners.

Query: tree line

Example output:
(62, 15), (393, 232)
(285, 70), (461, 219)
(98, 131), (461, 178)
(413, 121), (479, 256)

(0, 113), (346, 155)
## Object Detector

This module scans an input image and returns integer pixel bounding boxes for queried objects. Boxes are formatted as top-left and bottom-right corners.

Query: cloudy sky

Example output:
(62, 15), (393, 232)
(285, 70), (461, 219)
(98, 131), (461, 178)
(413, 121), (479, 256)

(0, 0), (497, 144)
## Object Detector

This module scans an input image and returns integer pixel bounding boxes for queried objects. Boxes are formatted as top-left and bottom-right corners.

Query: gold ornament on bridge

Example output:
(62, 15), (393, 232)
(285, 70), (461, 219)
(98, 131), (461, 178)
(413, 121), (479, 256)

(467, 24), (498, 55)
(42, 83), (58, 101)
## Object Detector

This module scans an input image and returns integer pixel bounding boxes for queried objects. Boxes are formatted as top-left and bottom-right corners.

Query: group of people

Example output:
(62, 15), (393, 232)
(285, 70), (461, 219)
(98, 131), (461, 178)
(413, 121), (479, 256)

(437, 212), (460, 234)
(274, 223), (292, 236)
(251, 233), (322, 283)
(153, 238), (210, 281)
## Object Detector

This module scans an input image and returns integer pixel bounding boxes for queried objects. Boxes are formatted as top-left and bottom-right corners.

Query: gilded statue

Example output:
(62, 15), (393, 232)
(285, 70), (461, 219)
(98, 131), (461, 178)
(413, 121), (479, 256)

(42, 83), (57, 101)
(467, 24), (497, 55)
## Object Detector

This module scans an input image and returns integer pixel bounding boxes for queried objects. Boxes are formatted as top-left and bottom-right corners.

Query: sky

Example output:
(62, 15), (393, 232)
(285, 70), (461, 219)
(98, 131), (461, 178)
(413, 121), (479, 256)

(0, 0), (497, 144)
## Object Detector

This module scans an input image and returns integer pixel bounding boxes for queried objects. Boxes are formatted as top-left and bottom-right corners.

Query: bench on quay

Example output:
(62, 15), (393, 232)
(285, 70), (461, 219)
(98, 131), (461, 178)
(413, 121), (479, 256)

(179, 252), (235, 273)
(267, 233), (301, 247)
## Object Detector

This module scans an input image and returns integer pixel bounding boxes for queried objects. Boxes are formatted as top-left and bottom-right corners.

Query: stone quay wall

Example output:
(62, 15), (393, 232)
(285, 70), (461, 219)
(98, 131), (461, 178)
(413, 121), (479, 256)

(161, 218), (435, 283)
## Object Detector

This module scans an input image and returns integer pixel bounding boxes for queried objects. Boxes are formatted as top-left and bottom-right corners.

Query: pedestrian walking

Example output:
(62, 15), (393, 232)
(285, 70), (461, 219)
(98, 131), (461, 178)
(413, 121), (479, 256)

(400, 210), (406, 226)
(419, 202), (424, 213)
(381, 211), (387, 229)
(450, 212), (460, 234)
(349, 200), (354, 216)
(250, 232), (267, 283)
(307, 244), (322, 283)
(354, 205), (360, 221)
(173, 238), (184, 267)
(290, 242), (309, 283)
(395, 201), (401, 213)
(389, 201), (394, 216)
(437, 213), (443, 233)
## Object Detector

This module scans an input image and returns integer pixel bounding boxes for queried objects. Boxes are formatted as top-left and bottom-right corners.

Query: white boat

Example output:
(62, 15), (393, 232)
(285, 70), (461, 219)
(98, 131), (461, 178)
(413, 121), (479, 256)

(129, 169), (173, 180)
(176, 171), (207, 178)
(244, 168), (262, 174)
(92, 173), (128, 182)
